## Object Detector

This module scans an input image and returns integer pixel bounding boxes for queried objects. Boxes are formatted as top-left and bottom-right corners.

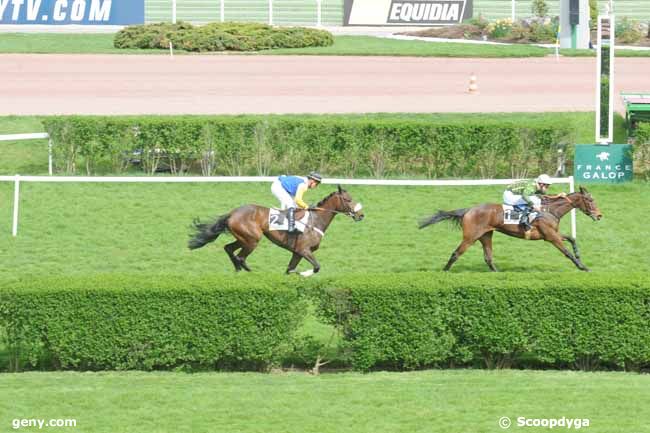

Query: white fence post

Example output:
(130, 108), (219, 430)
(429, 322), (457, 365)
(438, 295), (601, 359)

(269, 0), (273, 25)
(220, 0), (225, 22)
(48, 138), (53, 175)
(12, 175), (20, 237)
(569, 175), (577, 239)
(511, 0), (516, 21)
(316, 0), (322, 26)
(172, 0), (177, 23)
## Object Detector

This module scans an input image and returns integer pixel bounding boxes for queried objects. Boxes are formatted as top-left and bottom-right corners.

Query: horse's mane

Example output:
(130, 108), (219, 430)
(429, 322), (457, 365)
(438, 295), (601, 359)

(316, 190), (343, 208)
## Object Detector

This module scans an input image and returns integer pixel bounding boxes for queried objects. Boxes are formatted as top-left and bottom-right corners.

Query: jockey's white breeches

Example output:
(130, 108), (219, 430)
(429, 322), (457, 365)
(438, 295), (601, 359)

(503, 190), (541, 208)
(271, 179), (296, 209)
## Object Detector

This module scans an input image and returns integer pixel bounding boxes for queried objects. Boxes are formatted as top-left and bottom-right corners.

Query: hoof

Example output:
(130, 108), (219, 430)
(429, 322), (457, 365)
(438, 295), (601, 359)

(300, 269), (315, 277)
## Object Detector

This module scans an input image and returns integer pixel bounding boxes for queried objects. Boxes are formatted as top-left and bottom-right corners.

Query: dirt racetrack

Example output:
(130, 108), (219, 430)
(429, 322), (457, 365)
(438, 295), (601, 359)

(1, 54), (648, 115)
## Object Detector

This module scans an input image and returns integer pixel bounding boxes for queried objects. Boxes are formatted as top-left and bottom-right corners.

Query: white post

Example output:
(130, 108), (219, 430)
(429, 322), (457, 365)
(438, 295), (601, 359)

(48, 138), (53, 175)
(316, 0), (322, 26)
(269, 0), (273, 25)
(511, 0), (515, 21)
(12, 175), (20, 237)
(569, 175), (577, 239)
(220, 0), (224, 22)
(172, 0), (177, 23)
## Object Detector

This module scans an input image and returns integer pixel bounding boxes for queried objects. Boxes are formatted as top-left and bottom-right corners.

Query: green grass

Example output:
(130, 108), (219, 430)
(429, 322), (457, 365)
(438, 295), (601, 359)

(0, 181), (647, 280)
(1, 370), (649, 433)
(3, 32), (649, 57)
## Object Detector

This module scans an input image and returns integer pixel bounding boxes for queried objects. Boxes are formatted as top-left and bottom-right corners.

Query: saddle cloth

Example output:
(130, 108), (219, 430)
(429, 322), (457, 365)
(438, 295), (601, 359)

(268, 209), (310, 232)
(502, 205), (538, 225)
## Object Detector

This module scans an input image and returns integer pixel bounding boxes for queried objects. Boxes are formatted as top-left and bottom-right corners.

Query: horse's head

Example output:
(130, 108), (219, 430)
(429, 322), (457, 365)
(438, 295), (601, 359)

(575, 186), (603, 221)
(333, 185), (364, 222)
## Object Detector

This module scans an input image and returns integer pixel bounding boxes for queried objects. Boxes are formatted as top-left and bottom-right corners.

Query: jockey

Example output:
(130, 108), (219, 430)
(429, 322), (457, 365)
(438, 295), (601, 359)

(503, 174), (554, 232)
(271, 171), (322, 232)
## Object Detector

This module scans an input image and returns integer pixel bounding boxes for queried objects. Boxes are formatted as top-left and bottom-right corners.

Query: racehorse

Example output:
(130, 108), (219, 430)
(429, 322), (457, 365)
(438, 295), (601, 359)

(418, 186), (602, 272)
(188, 186), (364, 276)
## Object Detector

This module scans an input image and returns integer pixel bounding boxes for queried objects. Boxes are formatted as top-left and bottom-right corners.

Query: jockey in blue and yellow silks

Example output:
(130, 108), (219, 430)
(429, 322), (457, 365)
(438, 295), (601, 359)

(271, 172), (322, 232)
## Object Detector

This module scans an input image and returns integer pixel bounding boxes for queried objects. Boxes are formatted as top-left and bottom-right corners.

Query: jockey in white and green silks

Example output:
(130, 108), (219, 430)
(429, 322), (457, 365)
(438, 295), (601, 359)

(271, 172), (322, 232)
(503, 174), (555, 231)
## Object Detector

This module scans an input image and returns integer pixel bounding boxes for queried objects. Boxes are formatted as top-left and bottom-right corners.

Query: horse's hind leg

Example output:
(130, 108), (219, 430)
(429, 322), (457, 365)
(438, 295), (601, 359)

(224, 241), (243, 271)
(443, 238), (476, 271)
(478, 231), (498, 272)
(236, 245), (257, 272)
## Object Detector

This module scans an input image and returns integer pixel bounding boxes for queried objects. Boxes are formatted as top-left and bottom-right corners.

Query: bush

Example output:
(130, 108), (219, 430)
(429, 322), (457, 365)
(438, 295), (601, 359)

(635, 123), (650, 179)
(0, 275), (306, 371)
(311, 273), (650, 371)
(616, 18), (645, 45)
(486, 18), (514, 39)
(114, 22), (333, 52)
(42, 114), (577, 178)
(531, 0), (549, 18)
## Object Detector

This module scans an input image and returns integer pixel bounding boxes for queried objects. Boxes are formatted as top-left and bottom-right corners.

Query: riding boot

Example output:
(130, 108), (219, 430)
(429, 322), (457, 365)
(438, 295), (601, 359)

(519, 207), (533, 232)
(287, 208), (296, 233)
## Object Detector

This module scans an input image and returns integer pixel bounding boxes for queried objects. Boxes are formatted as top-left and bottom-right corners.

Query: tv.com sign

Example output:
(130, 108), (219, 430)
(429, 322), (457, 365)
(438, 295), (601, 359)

(0, 0), (144, 25)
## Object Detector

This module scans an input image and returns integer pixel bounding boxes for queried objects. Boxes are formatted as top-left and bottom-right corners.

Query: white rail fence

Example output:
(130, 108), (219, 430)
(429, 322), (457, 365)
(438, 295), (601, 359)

(0, 133), (53, 175)
(0, 175), (576, 239)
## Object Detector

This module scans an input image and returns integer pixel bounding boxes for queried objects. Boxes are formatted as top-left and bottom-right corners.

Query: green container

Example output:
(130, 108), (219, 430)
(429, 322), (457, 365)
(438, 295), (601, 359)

(574, 144), (633, 183)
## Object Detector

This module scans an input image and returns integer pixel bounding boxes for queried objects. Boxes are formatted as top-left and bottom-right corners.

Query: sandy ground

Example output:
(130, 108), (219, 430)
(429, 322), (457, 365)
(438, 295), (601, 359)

(1, 54), (648, 115)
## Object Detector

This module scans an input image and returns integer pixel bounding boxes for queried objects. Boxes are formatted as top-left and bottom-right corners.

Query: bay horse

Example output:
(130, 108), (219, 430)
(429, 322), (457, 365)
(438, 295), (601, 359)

(419, 186), (602, 272)
(188, 186), (364, 276)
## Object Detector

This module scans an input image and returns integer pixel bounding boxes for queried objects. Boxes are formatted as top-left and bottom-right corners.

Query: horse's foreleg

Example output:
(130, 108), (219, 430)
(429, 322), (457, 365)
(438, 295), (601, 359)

(561, 235), (580, 260)
(478, 232), (498, 272)
(286, 253), (302, 275)
(443, 239), (475, 271)
(547, 236), (589, 271)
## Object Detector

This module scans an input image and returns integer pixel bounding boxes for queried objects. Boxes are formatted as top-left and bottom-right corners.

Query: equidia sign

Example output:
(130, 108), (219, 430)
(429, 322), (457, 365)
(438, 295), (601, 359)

(344, 0), (472, 26)
(0, 0), (144, 25)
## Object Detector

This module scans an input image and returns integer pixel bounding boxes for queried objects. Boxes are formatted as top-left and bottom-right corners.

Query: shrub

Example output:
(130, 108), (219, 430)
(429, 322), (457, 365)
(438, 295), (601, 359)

(42, 114), (577, 179)
(486, 18), (514, 39)
(114, 22), (333, 52)
(531, 0), (549, 18)
(616, 17), (644, 45)
(635, 123), (650, 179)
(311, 273), (650, 371)
(0, 275), (306, 371)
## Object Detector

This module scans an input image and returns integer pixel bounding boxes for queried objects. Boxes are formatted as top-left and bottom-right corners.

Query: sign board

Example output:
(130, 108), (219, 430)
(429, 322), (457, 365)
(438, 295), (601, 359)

(0, 0), (144, 25)
(344, 0), (472, 26)
(574, 144), (633, 183)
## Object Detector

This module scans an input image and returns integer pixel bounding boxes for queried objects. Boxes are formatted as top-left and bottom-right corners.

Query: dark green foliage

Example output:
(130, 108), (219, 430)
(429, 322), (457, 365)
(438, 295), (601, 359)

(42, 114), (577, 178)
(311, 273), (650, 371)
(113, 22), (333, 52)
(0, 275), (306, 371)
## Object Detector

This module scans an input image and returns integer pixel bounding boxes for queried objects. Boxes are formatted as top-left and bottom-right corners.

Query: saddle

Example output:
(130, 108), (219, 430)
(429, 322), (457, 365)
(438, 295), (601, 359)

(502, 205), (538, 225)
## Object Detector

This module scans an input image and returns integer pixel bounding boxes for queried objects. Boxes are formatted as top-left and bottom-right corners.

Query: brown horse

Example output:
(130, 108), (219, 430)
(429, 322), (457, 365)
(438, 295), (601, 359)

(188, 186), (364, 276)
(419, 186), (602, 272)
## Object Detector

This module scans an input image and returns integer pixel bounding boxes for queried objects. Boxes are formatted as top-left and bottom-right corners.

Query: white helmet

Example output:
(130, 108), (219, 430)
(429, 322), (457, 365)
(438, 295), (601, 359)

(536, 174), (552, 185)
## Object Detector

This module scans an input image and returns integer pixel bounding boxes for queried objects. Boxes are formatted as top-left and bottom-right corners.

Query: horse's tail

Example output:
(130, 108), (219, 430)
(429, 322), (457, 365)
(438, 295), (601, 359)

(188, 214), (230, 250)
(418, 208), (469, 230)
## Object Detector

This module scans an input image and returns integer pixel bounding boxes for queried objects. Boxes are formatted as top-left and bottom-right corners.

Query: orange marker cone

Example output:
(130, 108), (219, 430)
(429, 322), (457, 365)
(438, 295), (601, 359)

(468, 73), (478, 93)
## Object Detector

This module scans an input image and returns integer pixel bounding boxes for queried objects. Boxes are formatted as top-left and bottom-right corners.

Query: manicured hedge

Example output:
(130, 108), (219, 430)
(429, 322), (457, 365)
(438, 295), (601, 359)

(311, 273), (650, 371)
(636, 122), (650, 179)
(42, 114), (577, 178)
(0, 275), (305, 371)
(114, 22), (333, 52)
